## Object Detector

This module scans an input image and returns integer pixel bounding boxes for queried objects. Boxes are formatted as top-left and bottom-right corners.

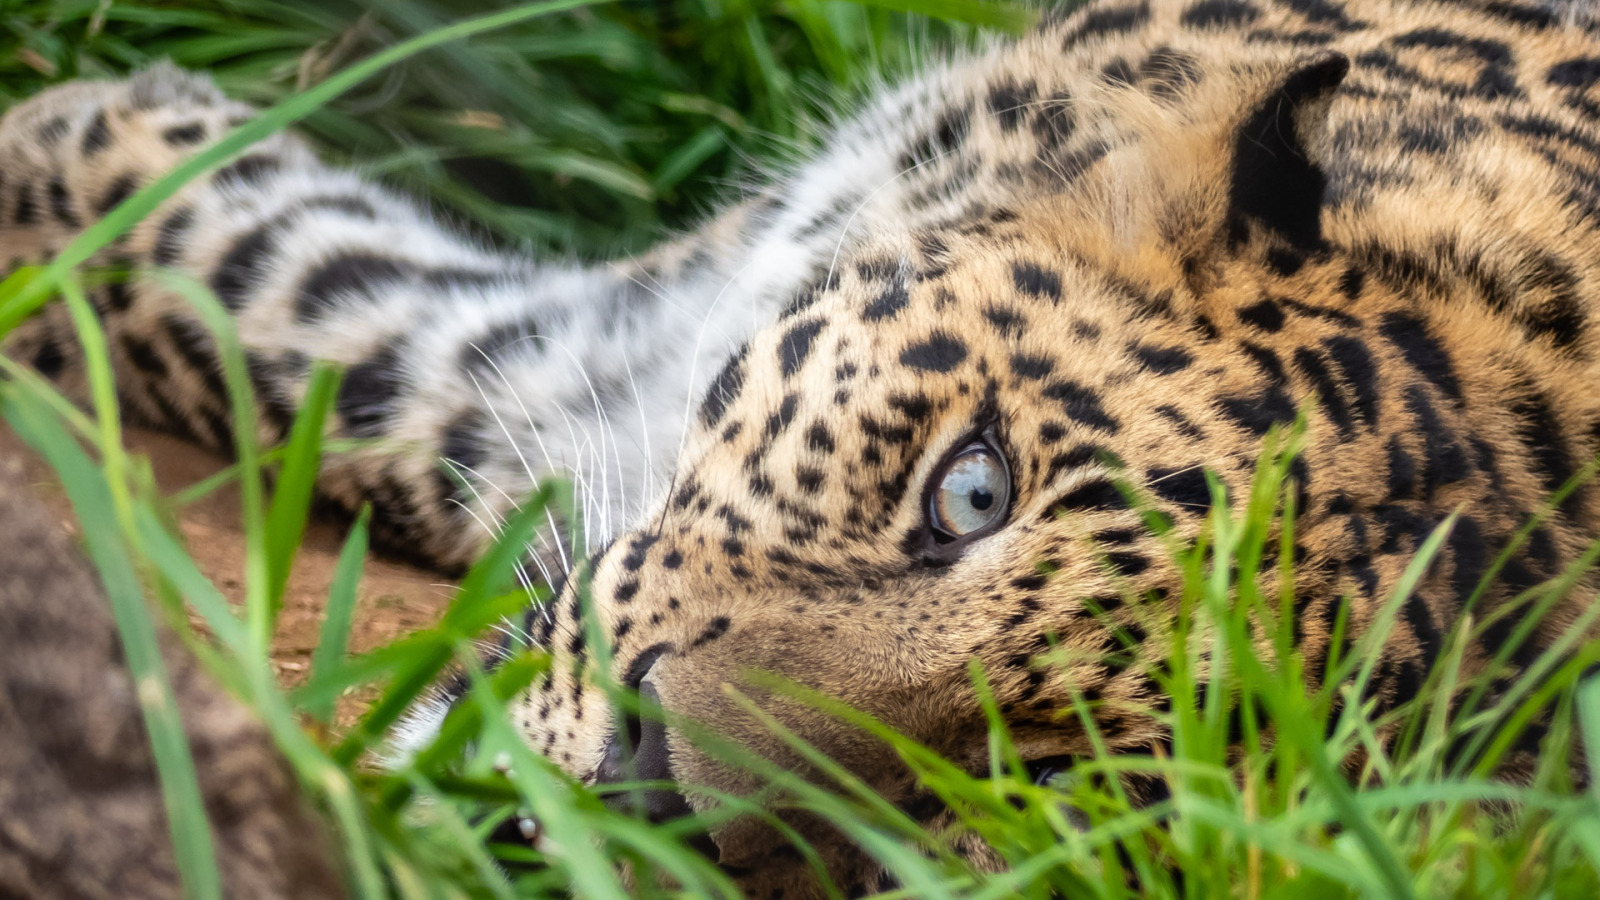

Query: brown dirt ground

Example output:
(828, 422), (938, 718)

(0, 424), (452, 726)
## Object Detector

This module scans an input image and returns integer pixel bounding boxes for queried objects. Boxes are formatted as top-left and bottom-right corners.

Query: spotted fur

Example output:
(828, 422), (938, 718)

(5, 0), (1600, 894)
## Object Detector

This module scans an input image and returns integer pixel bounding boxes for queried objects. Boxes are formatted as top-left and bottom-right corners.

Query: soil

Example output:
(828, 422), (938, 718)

(0, 424), (452, 725)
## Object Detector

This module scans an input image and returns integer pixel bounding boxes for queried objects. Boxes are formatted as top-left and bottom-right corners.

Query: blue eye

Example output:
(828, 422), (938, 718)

(929, 441), (1011, 541)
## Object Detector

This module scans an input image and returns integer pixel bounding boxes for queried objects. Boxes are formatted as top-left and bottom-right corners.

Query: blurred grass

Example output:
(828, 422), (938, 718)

(2, 0), (1029, 256)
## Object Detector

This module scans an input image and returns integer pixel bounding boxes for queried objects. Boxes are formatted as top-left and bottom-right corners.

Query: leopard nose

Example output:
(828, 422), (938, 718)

(593, 679), (694, 824)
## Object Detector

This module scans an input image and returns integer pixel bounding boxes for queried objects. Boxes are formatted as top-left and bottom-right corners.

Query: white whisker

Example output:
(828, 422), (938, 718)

(823, 140), (951, 285)
(668, 253), (764, 518)
(465, 358), (572, 576)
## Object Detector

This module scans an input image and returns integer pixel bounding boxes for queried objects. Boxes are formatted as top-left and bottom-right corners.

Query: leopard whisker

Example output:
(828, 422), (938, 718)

(441, 475), (552, 596)
(465, 363), (573, 574)
(822, 137), (948, 287)
(664, 253), (764, 539)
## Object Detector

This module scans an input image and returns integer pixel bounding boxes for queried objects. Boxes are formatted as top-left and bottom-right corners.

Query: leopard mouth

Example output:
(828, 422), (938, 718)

(492, 685), (720, 866)
(590, 678), (722, 860)
(500, 718), (1087, 877)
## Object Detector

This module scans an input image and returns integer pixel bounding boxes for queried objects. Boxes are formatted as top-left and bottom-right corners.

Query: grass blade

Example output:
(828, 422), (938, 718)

(305, 504), (371, 724)
(263, 363), (342, 616)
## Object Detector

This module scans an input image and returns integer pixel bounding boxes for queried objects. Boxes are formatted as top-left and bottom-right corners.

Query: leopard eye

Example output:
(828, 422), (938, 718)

(929, 440), (1011, 542)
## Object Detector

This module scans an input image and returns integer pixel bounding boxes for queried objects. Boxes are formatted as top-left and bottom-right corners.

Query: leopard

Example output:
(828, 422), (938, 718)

(4, 0), (1600, 895)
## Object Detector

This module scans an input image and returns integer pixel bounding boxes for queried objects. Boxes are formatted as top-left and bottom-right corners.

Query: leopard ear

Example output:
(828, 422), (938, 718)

(1224, 52), (1350, 250)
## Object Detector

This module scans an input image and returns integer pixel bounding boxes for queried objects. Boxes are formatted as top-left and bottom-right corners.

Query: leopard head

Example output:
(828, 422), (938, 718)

(507, 50), (1373, 895)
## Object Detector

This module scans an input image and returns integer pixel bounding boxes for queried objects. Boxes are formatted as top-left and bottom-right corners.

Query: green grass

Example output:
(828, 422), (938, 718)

(3, 0), (1026, 256)
(4, 1), (1600, 898)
